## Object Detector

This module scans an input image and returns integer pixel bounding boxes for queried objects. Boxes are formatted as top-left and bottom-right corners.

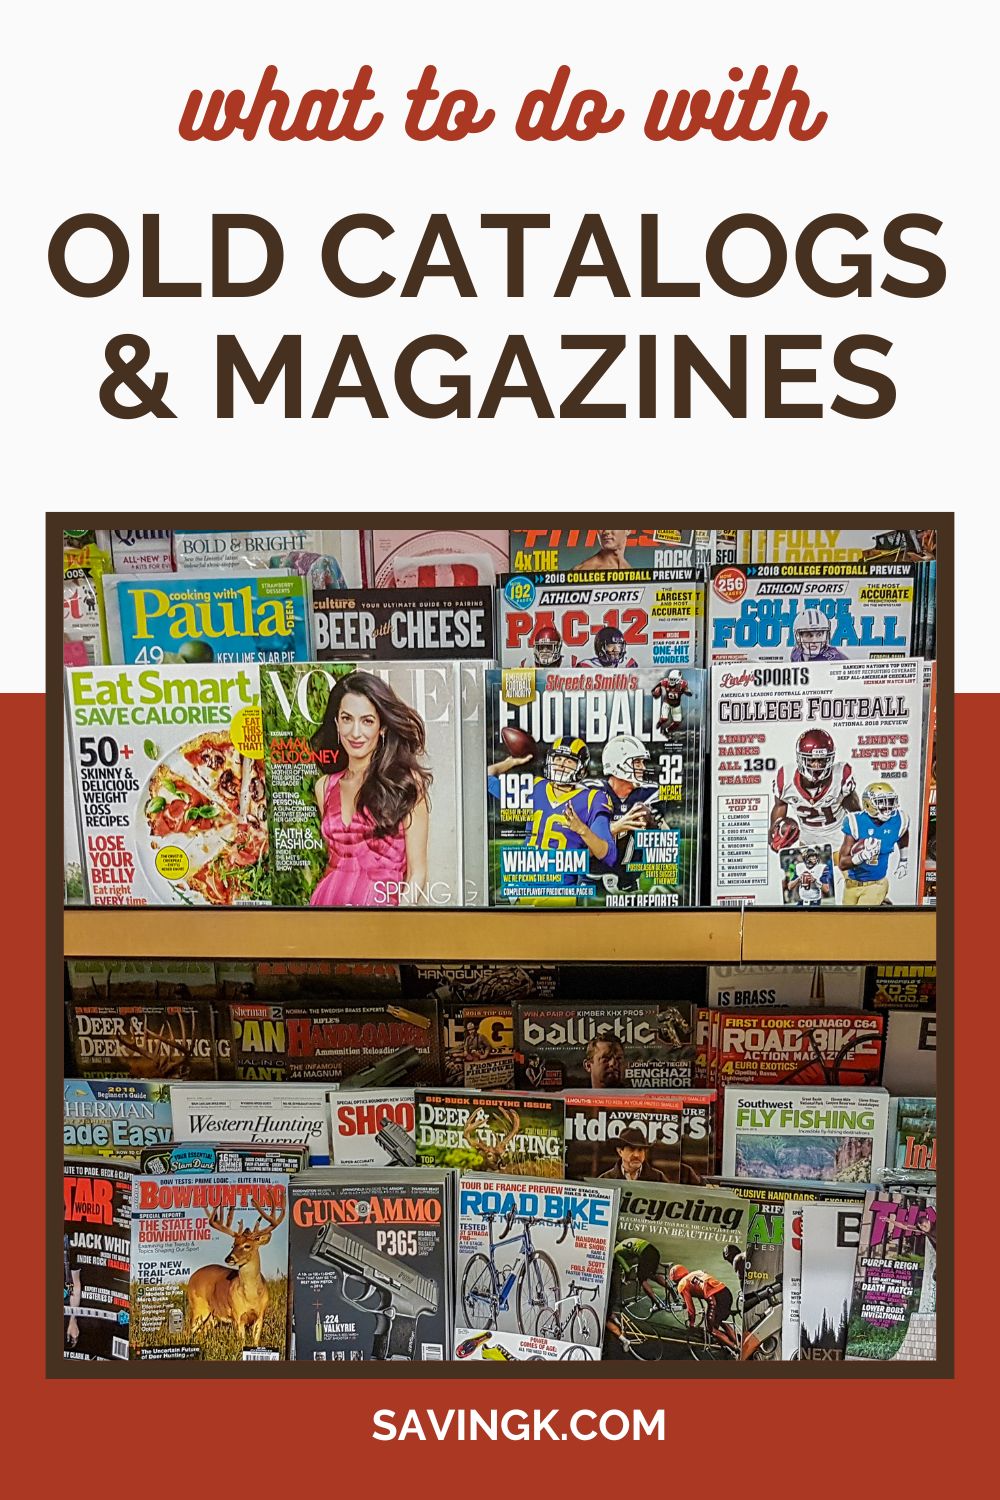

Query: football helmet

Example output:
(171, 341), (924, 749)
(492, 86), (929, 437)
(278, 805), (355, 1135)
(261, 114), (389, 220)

(601, 733), (650, 787)
(793, 607), (832, 660)
(532, 624), (563, 667)
(667, 669), (682, 683)
(795, 727), (835, 786)
(803, 847), (820, 867)
(545, 735), (588, 784)
(862, 781), (899, 821)
(594, 625), (627, 666)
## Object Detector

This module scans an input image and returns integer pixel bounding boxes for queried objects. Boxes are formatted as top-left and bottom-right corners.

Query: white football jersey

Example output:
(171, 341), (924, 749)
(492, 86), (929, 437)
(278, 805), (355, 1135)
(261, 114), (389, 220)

(792, 861), (824, 905)
(774, 761), (857, 832)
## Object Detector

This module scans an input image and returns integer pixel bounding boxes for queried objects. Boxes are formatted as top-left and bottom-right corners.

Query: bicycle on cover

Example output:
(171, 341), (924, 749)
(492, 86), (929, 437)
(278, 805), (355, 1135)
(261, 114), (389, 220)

(461, 1207), (570, 1333)
(534, 1278), (603, 1348)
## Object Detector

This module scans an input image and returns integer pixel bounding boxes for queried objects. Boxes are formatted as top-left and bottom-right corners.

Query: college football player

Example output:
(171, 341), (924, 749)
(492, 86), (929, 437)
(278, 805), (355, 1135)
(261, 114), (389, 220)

(770, 727), (861, 849)
(838, 781), (910, 906)
(575, 624), (638, 669)
(790, 607), (847, 662)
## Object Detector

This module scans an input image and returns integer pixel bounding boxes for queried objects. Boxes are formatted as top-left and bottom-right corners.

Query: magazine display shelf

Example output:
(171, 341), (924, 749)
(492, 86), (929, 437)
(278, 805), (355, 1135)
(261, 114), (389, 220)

(63, 907), (935, 964)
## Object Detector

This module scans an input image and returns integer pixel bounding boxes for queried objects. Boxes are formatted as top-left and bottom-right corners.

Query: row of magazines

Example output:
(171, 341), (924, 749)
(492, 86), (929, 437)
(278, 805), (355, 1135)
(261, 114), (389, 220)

(62, 965), (937, 1097)
(64, 1082), (937, 1364)
(62, 653), (938, 910)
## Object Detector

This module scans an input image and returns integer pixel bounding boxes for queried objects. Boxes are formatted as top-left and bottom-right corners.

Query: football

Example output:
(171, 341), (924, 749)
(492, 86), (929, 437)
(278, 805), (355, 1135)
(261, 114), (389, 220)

(501, 726), (538, 760)
(769, 816), (800, 852)
(850, 837), (877, 865)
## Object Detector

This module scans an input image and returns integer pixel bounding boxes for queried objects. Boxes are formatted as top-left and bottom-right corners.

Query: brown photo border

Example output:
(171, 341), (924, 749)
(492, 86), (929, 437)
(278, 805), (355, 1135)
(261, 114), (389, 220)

(46, 511), (952, 1380)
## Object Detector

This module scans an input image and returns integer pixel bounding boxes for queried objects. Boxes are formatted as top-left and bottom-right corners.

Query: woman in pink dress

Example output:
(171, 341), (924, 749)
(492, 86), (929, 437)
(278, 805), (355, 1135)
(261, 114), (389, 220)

(309, 672), (432, 907)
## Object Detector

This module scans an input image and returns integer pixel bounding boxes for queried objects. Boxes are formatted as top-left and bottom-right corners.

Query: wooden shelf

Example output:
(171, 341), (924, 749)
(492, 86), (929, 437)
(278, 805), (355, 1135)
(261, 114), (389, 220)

(63, 907), (935, 964)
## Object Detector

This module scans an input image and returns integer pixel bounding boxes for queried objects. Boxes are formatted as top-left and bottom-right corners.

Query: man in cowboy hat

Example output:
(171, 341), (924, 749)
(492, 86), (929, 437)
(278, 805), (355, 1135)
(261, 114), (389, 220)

(600, 1127), (667, 1182)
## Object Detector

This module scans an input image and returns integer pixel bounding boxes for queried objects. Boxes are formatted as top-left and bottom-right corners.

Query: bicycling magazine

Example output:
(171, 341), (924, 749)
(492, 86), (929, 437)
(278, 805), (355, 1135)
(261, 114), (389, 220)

(414, 1089), (565, 1178)
(591, 1180), (749, 1362)
(288, 1169), (453, 1362)
(453, 1175), (618, 1362)
(710, 656), (926, 907)
(721, 1086), (891, 1183)
(513, 999), (697, 1090)
(845, 1186), (937, 1361)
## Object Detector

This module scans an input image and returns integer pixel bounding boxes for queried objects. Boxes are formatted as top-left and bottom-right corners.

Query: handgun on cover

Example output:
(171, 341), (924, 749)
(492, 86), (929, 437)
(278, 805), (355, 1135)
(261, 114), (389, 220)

(375, 1120), (417, 1167)
(310, 1222), (438, 1360)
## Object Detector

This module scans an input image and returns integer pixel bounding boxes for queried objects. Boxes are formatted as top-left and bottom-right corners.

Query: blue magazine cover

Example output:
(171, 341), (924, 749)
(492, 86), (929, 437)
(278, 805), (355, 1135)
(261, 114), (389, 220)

(104, 571), (311, 664)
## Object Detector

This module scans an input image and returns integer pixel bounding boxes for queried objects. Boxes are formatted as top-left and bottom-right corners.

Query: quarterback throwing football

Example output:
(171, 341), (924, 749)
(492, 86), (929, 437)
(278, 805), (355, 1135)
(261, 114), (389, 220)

(488, 736), (615, 886)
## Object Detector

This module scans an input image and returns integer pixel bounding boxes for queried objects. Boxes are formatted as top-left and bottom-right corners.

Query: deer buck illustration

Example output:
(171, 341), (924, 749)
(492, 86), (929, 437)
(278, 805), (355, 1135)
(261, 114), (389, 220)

(186, 1193), (287, 1347)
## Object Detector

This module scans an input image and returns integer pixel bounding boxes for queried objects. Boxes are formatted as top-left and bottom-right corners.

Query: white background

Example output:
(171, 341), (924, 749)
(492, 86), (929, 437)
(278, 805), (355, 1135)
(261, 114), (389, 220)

(6, 2), (992, 691)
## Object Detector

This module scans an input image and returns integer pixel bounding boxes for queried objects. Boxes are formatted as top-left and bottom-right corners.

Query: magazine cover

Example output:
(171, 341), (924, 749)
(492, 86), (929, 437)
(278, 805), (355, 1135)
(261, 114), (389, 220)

(129, 1172), (289, 1360)
(721, 1086), (889, 1182)
(887, 1097), (936, 1173)
(779, 1186), (869, 1358)
(108, 528), (174, 574)
(311, 586), (494, 661)
(595, 1182), (748, 1362)
(487, 666), (705, 907)
(455, 1176), (617, 1361)
(509, 528), (713, 573)
(63, 1159), (134, 1361)
(845, 1188), (937, 1360)
(168, 1083), (334, 1165)
(289, 1171), (452, 1362)
(709, 1012), (886, 1096)
(329, 1091), (417, 1168)
(64, 708), (84, 902)
(882, 1011), (937, 1095)
(919, 663), (937, 904)
(63, 543), (110, 666)
(563, 1094), (684, 1183)
(711, 658), (925, 906)
(64, 1079), (173, 1158)
(223, 995), (439, 1084)
(104, 572), (310, 665)
(65, 663), (269, 906)
(514, 999), (696, 1091)
(65, 998), (225, 1081)
(866, 964), (937, 1010)
(415, 1089), (565, 1177)
(370, 529), (508, 588)
(251, 958), (402, 1002)
(675, 1093), (717, 1185)
(797, 1201), (864, 1360)
(498, 571), (703, 670)
(707, 964), (866, 1009)
(137, 1142), (309, 1174)
(261, 661), (464, 907)
(174, 527), (364, 588)
(764, 528), (937, 565)
(708, 563), (917, 664)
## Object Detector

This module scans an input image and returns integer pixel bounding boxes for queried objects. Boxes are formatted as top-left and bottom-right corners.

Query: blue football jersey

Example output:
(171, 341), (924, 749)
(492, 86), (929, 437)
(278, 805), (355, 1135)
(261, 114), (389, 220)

(841, 808), (908, 880)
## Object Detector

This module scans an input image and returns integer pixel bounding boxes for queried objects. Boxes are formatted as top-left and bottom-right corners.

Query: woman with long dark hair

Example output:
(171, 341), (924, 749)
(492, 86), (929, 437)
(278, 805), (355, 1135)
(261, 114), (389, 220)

(310, 672), (432, 906)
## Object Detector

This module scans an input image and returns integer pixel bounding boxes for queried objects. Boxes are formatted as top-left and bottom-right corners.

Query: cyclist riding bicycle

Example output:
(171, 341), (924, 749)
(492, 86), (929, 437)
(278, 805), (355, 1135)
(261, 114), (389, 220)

(668, 1263), (741, 1354)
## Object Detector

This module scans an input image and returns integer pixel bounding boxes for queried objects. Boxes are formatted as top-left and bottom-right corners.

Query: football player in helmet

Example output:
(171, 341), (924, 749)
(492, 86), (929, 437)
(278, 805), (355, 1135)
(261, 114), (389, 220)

(587, 734), (665, 893)
(652, 670), (692, 734)
(575, 623), (638, 668)
(770, 727), (860, 847)
(487, 734), (614, 888)
(785, 845), (832, 907)
(790, 607), (847, 662)
(838, 780), (910, 906)
(576, 528), (632, 572)
(531, 623), (563, 667)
